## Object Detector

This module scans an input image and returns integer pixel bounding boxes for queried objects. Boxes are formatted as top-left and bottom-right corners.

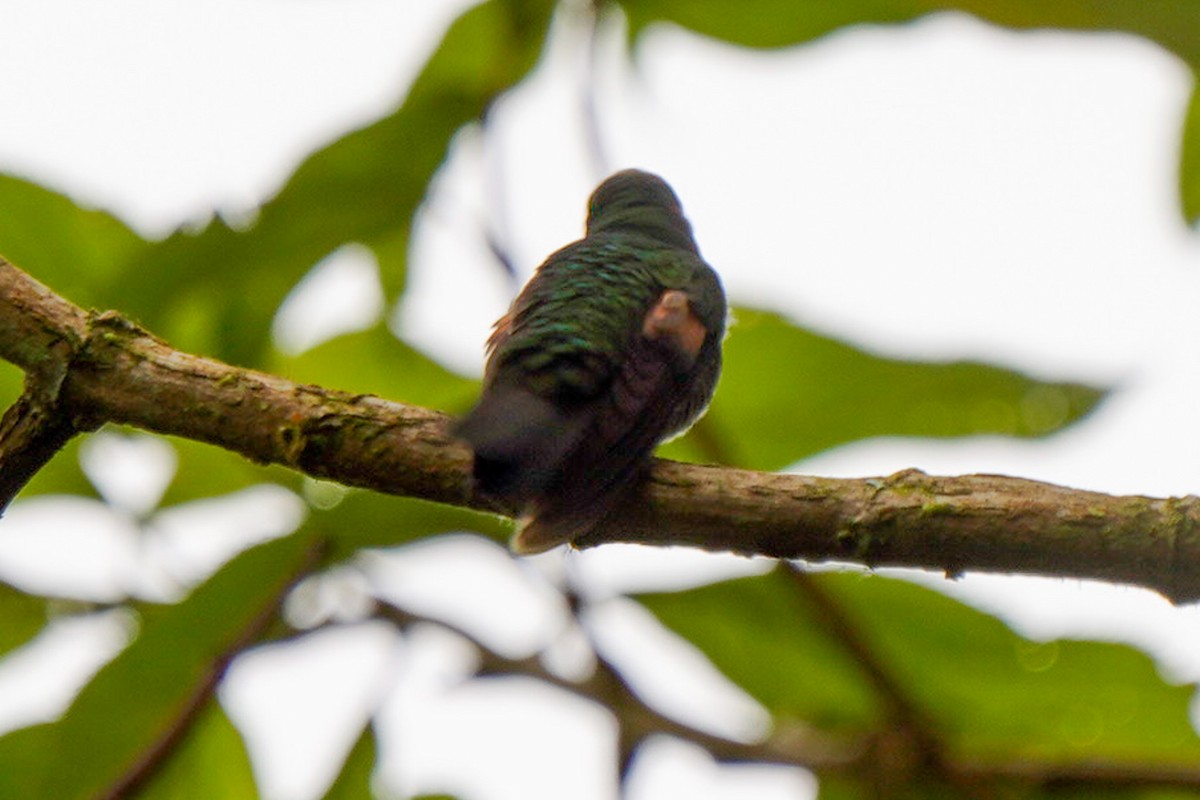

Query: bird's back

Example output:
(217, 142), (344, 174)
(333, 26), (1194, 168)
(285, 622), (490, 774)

(454, 170), (726, 553)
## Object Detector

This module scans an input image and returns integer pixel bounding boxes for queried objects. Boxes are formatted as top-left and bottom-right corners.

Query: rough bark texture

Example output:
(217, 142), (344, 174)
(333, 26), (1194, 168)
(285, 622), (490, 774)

(3, 259), (1199, 602)
(581, 463), (1200, 602)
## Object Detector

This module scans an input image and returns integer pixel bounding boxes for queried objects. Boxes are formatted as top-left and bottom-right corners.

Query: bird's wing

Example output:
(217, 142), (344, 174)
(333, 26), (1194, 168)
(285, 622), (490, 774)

(512, 288), (715, 553)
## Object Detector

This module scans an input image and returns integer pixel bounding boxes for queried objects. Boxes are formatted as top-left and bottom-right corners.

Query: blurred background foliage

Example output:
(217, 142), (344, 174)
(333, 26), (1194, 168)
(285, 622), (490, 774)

(0, 0), (1197, 798)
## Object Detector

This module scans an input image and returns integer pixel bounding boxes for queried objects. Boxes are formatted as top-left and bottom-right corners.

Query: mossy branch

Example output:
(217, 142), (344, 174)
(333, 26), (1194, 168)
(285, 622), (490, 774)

(2, 259), (1198, 602)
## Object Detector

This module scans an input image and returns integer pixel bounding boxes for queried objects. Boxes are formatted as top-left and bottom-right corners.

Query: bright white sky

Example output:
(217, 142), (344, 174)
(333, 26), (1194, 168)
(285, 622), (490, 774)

(1, 2), (1200, 800)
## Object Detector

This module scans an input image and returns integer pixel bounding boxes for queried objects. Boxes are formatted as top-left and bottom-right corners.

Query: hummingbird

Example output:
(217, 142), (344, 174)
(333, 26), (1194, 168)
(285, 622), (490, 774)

(455, 169), (726, 553)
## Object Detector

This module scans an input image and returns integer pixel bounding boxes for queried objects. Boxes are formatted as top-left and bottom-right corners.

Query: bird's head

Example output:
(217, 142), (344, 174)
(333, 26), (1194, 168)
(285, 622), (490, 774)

(585, 169), (698, 252)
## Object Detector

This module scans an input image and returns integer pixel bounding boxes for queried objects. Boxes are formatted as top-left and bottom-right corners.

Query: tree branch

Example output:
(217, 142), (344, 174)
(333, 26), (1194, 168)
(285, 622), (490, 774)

(0, 259), (479, 512)
(3, 259), (1200, 602)
(783, 564), (996, 798)
(0, 263), (91, 510)
(577, 464), (1200, 603)
(0, 389), (81, 512)
(375, 600), (861, 773)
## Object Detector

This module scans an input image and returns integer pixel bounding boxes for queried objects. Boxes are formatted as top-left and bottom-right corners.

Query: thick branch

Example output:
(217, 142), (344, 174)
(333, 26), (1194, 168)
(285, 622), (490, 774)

(2, 260), (1200, 601)
(0, 260), (478, 512)
(0, 265), (89, 509)
(579, 464), (1200, 603)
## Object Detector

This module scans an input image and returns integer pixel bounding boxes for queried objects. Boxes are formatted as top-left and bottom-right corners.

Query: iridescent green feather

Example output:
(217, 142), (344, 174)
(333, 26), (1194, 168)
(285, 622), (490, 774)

(455, 169), (726, 553)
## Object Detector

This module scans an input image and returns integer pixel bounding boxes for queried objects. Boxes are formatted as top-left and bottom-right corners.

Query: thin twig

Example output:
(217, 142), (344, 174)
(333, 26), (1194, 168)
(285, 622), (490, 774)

(784, 565), (941, 744)
(0, 389), (80, 513)
(98, 537), (324, 800)
(783, 564), (994, 798)
(580, 0), (612, 179)
(481, 108), (521, 286)
(375, 600), (858, 769)
(373, 597), (1200, 792)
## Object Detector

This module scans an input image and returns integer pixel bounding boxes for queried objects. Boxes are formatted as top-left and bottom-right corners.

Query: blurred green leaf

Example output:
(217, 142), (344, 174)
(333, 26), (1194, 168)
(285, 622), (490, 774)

(639, 570), (883, 732)
(135, 702), (257, 800)
(619, 0), (1200, 66)
(1050, 788), (1200, 800)
(108, 0), (556, 366)
(0, 358), (21, 402)
(814, 776), (863, 800)
(825, 574), (1200, 762)
(311, 492), (510, 563)
(323, 724), (378, 800)
(17, 436), (99, 501)
(0, 582), (48, 657)
(272, 325), (479, 414)
(1182, 85), (1200, 224)
(0, 724), (54, 797)
(640, 570), (1200, 764)
(619, 0), (1200, 226)
(815, 775), (959, 800)
(158, 436), (290, 508)
(956, 1), (1200, 67)
(0, 174), (148, 306)
(662, 307), (1104, 469)
(20, 429), (272, 509)
(620, 0), (922, 49)
(20, 532), (316, 800)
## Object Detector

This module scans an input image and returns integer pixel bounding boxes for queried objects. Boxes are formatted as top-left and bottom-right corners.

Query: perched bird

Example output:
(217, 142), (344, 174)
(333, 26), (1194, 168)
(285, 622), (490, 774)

(455, 169), (726, 553)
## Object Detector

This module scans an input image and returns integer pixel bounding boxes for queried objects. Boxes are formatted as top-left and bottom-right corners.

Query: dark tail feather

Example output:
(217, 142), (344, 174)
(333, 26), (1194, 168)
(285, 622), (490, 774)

(514, 339), (683, 554)
(511, 475), (644, 554)
(453, 383), (587, 503)
(512, 513), (588, 555)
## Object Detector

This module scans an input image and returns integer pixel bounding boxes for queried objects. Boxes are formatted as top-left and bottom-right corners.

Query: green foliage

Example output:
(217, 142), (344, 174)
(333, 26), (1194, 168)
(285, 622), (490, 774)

(665, 307), (1103, 469)
(0, 533), (316, 799)
(0, 174), (147, 306)
(310, 492), (511, 562)
(638, 569), (886, 731)
(1182, 89), (1200, 223)
(271, 325), (479, 414)
(621, 0), (1200, 66)
(0, 725), (54, 799)
(158, 436), (288, 507)
(0, 358), (19, 407)
(0, 1), (1192, 798)
(323, 725), (379, 800)
(621, 0), (1200, 224)
(135, 703), (258, 800)
(639, 569), (1200, 763)
(0, 582), (49, 657)
(19, 436), (98, 500)
(104, 0), (557, 367)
